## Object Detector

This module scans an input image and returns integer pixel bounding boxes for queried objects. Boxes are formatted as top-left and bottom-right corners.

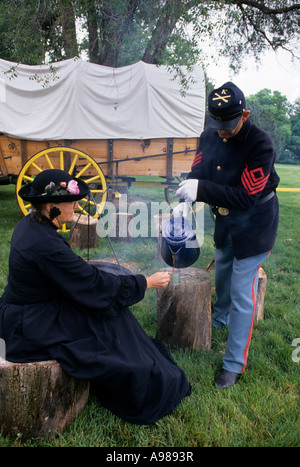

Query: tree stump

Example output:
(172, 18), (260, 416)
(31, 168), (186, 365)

(157, 268), (211, 351)
(0, 359), (90, 440)
(69, 214), (98, 249)
(254, 267), (267, 325)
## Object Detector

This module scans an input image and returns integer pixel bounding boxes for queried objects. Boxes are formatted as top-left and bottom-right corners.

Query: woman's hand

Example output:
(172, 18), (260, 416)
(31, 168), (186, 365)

(146, 272), (171, 289)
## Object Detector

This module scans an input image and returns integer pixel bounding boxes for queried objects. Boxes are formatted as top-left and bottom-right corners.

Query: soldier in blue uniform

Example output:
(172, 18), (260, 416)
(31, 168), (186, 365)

(175, 82), (279, 388)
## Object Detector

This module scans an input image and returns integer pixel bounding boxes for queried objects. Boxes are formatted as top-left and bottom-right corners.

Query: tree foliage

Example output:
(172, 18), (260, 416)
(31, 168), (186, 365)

(0, 1), (299, 163)
(0, 1), (60, 64)
(0, 0), (299, 72)
(247, 90), (300, 163)
(287, 99), (300, 162)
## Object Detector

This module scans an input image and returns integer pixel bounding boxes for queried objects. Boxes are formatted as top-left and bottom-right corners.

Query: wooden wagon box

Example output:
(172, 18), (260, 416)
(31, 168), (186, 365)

(0, 134), (199, 182)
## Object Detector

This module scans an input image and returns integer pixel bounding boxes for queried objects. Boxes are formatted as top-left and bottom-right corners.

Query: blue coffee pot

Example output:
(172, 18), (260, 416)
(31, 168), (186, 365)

(161, 217), (200, 268)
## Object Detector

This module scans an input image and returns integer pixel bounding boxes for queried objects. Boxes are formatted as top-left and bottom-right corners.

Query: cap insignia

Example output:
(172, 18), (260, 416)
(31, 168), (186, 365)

(212, 89), (231, 106)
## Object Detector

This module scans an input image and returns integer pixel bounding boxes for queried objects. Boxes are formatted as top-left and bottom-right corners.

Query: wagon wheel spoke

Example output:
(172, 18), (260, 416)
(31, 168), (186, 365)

(16, 147), (107, 232)
(45, 154), (54, 169)
(68, 154), (79, 175)
(23, 202), (32, 211)
(23, 175), (34, 182)
(31, 162), (43, 173)
(76, 162), (92, 178)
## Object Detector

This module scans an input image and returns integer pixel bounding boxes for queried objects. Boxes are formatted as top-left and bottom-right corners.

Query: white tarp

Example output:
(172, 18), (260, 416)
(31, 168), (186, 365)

(0, 58), (205, 141)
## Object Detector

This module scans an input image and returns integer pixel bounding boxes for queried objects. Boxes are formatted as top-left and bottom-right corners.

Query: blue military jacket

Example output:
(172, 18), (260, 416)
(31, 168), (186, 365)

(188, 119), (280, 259)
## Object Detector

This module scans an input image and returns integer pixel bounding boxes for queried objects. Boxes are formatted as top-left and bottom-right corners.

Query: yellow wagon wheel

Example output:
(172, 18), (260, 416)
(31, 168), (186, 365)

(16, 147), (107, 232)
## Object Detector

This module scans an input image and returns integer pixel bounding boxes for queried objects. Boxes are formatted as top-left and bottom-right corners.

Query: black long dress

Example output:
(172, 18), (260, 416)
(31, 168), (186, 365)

(0, 214), (190, 424)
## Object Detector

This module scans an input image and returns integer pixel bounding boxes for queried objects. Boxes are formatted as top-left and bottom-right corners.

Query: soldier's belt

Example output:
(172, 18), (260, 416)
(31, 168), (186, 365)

(214, 191), (275, 216)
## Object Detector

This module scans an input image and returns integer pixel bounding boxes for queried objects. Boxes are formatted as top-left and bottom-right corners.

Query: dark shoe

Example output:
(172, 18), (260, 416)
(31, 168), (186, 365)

(215, 369), (241, 389)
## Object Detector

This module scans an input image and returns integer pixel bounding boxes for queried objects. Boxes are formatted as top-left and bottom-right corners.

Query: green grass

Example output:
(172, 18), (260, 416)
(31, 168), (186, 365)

(0, 164), (299, 447)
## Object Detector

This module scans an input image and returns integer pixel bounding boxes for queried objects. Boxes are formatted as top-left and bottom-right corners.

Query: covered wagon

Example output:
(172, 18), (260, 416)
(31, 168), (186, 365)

(0, 58), (206, 222)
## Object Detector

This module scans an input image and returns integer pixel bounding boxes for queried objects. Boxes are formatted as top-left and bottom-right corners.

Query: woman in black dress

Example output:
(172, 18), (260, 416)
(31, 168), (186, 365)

(0, 169), (190, 425)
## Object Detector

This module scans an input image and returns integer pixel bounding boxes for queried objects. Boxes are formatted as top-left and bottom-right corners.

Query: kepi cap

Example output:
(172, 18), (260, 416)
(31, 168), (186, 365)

(207, 82), (246, 130)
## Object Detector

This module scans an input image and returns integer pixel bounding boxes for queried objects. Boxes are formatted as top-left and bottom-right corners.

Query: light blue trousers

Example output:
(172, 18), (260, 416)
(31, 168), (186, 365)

(212, 232), (269, 373)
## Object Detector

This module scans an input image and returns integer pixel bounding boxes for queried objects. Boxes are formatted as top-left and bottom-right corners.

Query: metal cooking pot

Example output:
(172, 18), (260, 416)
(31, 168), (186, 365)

(161, 217), (200, 268)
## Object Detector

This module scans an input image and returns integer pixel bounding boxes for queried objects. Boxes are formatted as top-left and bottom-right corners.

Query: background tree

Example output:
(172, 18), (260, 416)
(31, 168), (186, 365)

(286, 99), (300, 163)
(0, 1), (299, 163)
(0, 0), (299, 72)
(0, 0), (60, 64)
(59, 0), (78, 58)
(247, 90), (300, 163)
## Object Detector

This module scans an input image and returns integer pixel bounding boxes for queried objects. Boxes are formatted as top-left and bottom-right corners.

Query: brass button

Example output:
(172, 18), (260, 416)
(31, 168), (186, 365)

(218, 207), (229, 216)
(217, 165), (221, 171)
(223, 138), (227, 143)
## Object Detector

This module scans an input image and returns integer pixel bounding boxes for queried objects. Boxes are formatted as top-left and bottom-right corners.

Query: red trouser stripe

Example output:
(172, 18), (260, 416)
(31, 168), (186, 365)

(241, 265), (260, 373)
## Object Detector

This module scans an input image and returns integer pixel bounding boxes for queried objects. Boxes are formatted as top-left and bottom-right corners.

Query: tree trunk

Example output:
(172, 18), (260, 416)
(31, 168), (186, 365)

(0, 360), (89, 440)
(97, 0), (139, 66)
(59, 0), (78, 58)
(87, 0), (99, 63)
(142, 0), (182, 64)
(157, 267), (211, 351)
(142, 18), (176, 64)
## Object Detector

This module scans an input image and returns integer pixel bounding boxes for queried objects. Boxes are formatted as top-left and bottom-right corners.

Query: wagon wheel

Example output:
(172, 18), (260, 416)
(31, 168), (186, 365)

(16, 147), (107, 232)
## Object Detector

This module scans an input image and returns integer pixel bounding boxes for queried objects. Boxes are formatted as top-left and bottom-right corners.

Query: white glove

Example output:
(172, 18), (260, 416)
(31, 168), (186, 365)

(175, 179), (198, 203)
(172, 202), (190, 218)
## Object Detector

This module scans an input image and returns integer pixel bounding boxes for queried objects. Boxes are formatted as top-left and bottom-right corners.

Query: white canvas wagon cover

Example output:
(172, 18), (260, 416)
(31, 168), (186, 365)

(0, 58), (205, 141)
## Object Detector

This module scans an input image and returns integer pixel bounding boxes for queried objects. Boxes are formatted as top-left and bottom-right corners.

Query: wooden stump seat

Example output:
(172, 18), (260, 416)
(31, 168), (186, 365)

(157, 267), (211, 351)
(69, 213), (98, 249)
(156, 266), (267, 352)
(0, 359), (89, 440)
